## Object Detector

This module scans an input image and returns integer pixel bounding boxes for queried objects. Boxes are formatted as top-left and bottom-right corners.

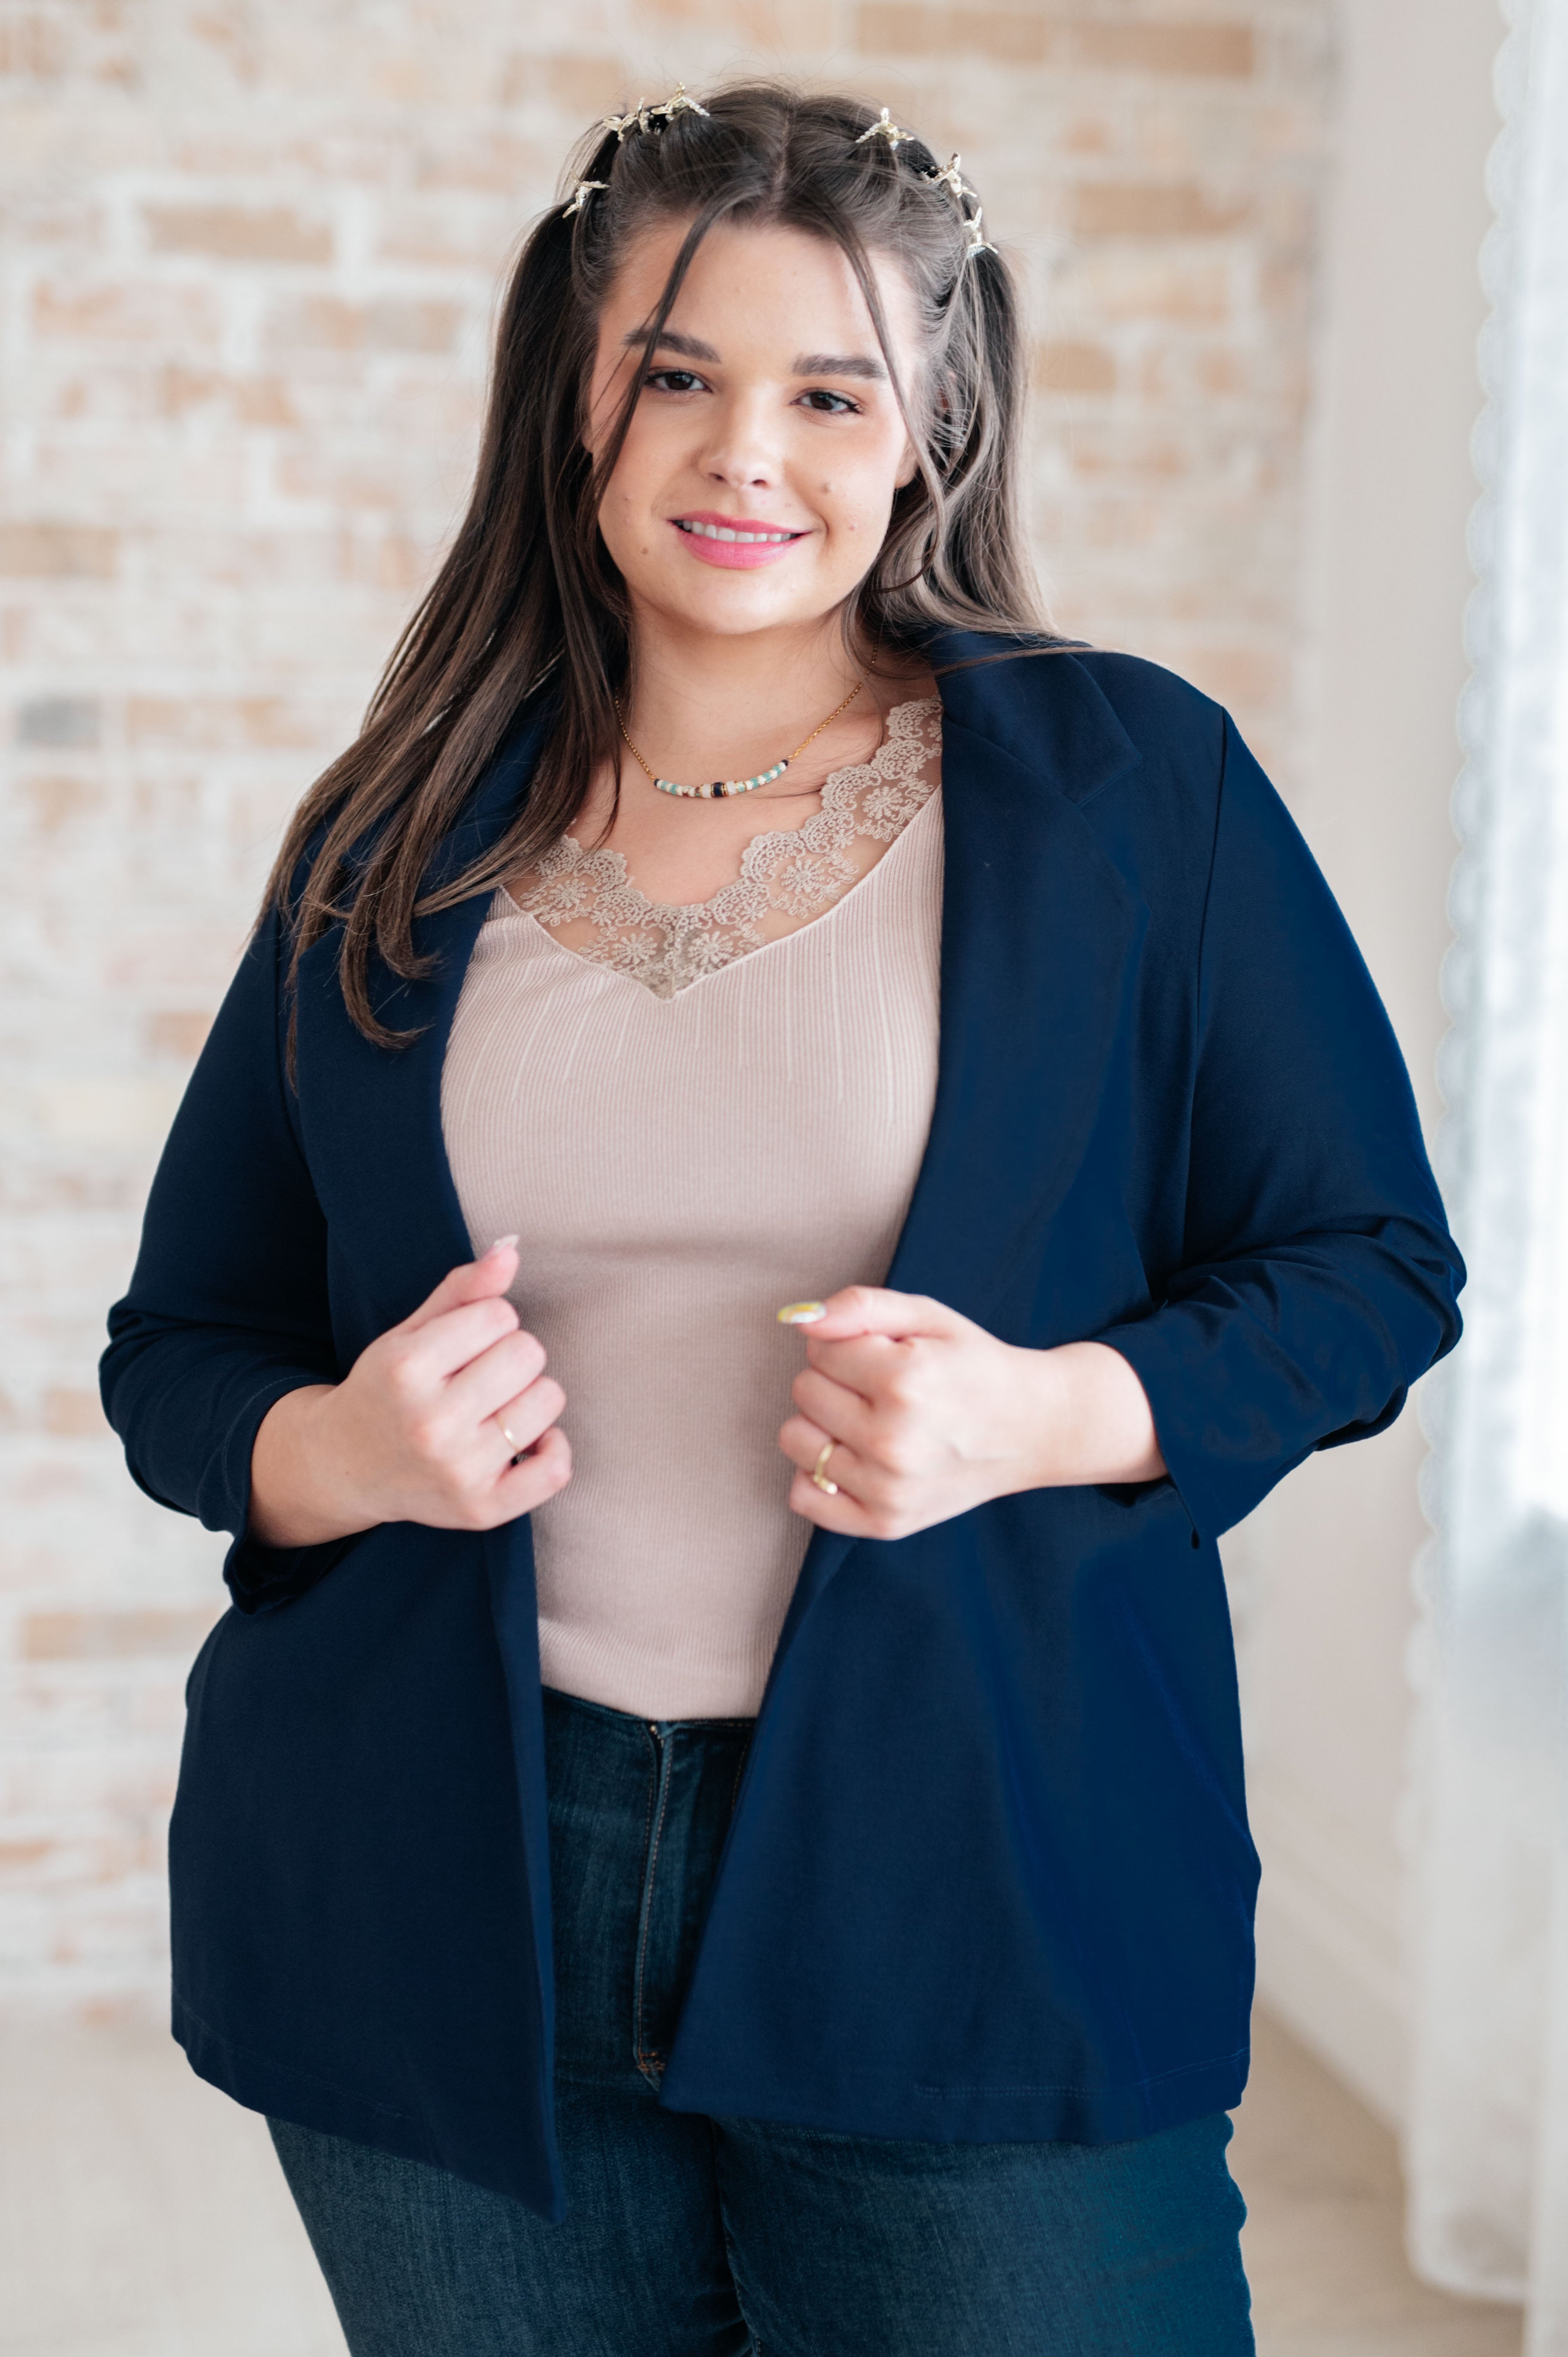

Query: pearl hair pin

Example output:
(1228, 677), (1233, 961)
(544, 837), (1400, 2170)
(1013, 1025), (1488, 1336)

(562, 178), (608, 218)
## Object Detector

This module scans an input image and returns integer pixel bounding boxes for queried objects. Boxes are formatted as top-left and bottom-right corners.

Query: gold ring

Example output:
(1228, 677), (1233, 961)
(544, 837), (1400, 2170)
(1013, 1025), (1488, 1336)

(498, 1419), (522, 1460)
(811, 1440), (839, 1496)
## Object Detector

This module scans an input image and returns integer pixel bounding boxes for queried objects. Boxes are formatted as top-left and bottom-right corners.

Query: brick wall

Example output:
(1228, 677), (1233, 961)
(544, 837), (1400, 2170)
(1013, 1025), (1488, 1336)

(0, 0), (1332, 2007)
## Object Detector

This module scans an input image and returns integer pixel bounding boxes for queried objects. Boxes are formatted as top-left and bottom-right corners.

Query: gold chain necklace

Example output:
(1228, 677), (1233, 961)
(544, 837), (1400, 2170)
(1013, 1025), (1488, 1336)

(616, 678), (865, 800)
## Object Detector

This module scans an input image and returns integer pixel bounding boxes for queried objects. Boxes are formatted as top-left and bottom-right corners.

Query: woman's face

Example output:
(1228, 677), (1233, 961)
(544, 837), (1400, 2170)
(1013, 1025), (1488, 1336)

(584, 217), (923, 644)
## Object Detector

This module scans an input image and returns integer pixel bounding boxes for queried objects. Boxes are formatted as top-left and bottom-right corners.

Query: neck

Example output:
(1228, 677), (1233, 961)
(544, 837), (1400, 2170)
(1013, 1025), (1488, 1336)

(622, 608), (868, 773)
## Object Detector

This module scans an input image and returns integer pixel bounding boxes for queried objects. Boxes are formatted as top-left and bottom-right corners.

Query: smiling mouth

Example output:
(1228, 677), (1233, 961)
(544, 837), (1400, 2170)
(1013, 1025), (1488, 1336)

(674, 520), (807, 545)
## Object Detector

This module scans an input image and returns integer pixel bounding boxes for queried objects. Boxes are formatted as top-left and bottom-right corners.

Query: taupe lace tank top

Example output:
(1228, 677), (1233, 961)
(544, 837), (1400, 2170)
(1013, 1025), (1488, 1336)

(441, 699), (943, 1718)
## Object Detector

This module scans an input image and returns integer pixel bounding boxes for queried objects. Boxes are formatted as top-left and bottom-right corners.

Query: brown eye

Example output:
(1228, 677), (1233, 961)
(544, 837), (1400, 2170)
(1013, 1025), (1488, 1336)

(646, 368), (706, 395)
(798, 388), (860, 415)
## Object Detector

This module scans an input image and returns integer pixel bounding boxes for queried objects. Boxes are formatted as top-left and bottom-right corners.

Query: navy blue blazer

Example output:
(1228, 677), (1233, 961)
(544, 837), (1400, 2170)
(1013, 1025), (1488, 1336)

(101, 635), (1463, 2220)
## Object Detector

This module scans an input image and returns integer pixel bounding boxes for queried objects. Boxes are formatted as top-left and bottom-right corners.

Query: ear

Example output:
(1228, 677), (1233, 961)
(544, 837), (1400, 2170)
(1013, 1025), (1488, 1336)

(894, 433), (921, 491)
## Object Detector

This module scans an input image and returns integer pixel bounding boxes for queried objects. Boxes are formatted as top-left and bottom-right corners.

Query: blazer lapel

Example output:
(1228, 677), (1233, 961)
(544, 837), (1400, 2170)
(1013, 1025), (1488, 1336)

(772, 640), (1147, 1648)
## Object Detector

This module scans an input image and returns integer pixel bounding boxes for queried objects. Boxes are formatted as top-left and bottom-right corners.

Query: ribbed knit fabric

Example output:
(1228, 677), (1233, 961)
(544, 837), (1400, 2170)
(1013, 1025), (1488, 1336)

(440, 737), (943, 1719)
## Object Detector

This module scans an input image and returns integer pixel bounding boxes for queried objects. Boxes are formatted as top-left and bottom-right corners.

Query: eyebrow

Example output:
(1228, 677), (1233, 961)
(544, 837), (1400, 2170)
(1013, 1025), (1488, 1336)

(792, 352), (888, 382)
(623, 327), (721, 362)
(623, 326), (888, 383)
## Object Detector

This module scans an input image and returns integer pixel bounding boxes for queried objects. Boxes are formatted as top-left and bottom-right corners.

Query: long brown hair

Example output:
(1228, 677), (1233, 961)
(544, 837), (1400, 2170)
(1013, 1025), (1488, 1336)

(264, 80), (1048, 1050)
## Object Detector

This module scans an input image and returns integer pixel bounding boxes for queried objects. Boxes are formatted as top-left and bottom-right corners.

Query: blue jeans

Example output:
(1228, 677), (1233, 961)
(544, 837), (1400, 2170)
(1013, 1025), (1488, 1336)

(270, 1686), (1253, 2355)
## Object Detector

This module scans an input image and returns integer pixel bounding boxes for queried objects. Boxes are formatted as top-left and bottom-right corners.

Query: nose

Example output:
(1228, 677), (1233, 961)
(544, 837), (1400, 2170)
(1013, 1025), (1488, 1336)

(696, 386), (782, 494)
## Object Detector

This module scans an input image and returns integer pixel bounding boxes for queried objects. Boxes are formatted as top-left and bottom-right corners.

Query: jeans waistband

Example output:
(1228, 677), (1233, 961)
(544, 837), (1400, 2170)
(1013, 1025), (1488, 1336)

(543, 1683), (757, 1739)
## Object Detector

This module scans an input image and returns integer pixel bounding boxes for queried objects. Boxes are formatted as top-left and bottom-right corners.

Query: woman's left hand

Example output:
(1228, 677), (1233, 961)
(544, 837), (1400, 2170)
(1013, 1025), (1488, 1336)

(777, 1286), (1166, 1539)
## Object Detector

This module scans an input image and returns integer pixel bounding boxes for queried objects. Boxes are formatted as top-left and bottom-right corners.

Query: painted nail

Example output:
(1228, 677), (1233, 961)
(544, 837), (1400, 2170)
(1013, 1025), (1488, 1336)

(488, 1234), (520, 1255)
(776, 1301), (827, 1325)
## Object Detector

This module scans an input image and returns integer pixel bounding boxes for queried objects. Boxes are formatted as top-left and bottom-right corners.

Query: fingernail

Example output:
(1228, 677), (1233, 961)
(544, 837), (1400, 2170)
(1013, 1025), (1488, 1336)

(487, 1234), (519, 1256)
(776, 1301), (827, 1325)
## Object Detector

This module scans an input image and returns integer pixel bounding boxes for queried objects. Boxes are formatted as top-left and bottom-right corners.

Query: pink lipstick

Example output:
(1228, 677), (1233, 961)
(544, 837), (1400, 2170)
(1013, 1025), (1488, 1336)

(669, 512), (810, 571)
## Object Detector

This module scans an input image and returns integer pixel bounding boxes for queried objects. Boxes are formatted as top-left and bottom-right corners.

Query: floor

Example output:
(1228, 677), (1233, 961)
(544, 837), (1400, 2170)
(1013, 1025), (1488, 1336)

(1231, 2013), (1522, 2357)
(0, 2007), (1523, 2356)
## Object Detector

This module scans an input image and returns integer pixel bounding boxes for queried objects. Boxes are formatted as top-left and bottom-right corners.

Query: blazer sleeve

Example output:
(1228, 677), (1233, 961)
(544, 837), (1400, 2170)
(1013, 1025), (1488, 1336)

(99, 902), (352, 1611)
(1096, 712), (1465, 1541)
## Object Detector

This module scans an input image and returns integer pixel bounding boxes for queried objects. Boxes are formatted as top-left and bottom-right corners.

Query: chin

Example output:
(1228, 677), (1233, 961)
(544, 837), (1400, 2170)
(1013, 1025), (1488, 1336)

(641, 585), (838, 639)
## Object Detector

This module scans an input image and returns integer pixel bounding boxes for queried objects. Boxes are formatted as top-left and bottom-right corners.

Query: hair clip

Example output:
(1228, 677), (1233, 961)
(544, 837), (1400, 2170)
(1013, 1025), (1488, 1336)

(601, 83), (707, 141)
(961, 208), (994, 260)
(928, 154), (976, 207)
(651, 81), (709, 123)
(926, 153), (992, 258)
(856, 106), (915, 150)
(562, 178), (608, 219)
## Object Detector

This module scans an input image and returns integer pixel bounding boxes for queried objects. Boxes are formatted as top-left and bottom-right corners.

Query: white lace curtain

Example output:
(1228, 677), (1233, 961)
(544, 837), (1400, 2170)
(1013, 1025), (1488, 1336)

(1409, 1), (1568, 2345)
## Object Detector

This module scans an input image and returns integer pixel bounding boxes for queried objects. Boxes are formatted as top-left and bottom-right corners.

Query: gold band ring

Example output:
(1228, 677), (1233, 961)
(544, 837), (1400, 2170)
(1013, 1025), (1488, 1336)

(811, 1439), (839, 1496)
(497, 1418), (523, 1461)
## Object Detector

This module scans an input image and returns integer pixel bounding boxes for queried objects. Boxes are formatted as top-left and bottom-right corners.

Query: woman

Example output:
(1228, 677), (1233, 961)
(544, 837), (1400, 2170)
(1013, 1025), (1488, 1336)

(101, 82), (1464, 2356)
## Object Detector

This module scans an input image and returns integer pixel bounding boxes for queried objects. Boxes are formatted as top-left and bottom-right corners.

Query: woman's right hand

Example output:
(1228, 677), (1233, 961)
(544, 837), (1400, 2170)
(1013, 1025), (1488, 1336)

(246, 1238), (570, 1549)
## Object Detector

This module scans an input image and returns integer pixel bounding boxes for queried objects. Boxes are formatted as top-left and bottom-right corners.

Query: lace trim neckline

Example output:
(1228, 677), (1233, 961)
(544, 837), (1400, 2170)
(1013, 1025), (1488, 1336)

(500, 696), (939, 926)
(496, 695), (942, 999)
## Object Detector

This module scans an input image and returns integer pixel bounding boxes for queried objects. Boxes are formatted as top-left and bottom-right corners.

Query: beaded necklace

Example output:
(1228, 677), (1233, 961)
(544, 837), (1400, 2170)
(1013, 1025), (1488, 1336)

(616, 679), (864, 799)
